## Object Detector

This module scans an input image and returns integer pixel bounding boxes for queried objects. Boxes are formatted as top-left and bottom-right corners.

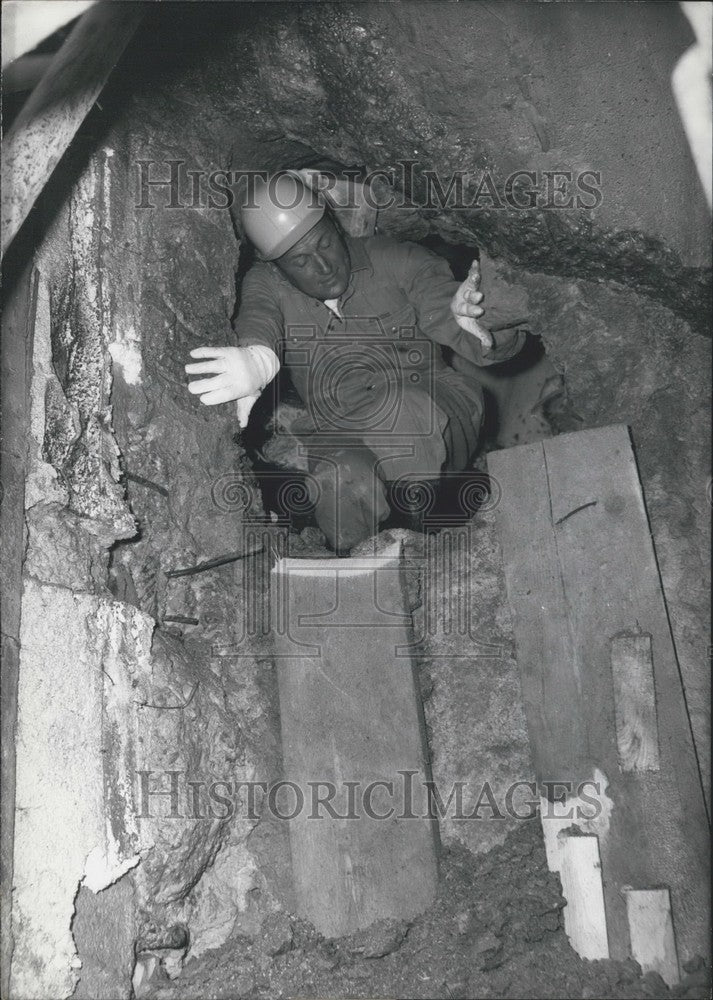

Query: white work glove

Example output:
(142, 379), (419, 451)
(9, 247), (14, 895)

(450, 259), (494, 351)
(185, 345), (280, 428)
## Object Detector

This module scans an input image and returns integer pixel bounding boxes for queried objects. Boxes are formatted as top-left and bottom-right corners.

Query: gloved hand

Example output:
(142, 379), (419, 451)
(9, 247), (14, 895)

(450, 260), (494, 351)
(185, 345), (280, 427)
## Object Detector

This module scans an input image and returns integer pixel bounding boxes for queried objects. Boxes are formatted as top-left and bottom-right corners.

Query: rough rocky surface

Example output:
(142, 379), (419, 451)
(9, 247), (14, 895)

(126, 1), (710, 331)
(351, 519), (534, 860)
(42, 158), (137, 539)
(9, 2), (710, 996)
(12, 57), (274, 997)
(97, 114), (276, 967)
(109, 0), (711, 779)
(415, 512), (535, 856)
(139, 820), (712, 1000)
(73, 879), (137, 1000)
(10, 583), (151, 998)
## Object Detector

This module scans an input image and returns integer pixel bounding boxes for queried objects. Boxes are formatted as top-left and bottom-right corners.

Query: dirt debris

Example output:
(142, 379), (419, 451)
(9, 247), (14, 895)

(141, 820), (711, 1000)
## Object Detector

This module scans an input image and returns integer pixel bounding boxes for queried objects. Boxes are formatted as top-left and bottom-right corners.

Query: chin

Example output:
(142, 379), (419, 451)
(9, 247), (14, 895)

(327, 276), (349, 298)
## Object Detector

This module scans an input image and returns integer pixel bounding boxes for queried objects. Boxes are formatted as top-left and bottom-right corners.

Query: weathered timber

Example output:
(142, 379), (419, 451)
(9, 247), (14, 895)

(558, 834), (609, 960)
(610, 630), (660, 772)
(0, 260), (37, 998)
(1, 3), (144, 257)
(488, 424), (710, 965)
(625, 887), (681, 986)
(271, 541), (438, 936)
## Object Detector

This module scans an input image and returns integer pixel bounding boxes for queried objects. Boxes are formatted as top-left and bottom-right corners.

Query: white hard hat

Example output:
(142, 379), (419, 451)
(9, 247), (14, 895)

(240, 172), (325, 260)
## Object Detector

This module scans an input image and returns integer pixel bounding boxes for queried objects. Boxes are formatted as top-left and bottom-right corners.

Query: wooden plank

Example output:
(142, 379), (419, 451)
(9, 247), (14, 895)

(559, 834), (609, 960)
(488, 425), (710, 965)
(540, 424), (709, 963)
(271, 542), (438, 936)
(1, 2), (95, 67)
(1, 3), (144, 257)
(624, 888), (680, 986)
(482, 437), (589, 784)
(610, 631), (660, 772)
(0, 257), (37, 999)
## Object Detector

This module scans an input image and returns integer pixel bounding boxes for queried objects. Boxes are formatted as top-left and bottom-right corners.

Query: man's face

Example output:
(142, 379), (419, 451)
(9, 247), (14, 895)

(275, 215), (351, 300)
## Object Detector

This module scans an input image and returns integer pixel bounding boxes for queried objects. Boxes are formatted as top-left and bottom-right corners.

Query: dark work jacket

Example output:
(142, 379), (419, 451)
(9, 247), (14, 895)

(234, 235), (526, 446)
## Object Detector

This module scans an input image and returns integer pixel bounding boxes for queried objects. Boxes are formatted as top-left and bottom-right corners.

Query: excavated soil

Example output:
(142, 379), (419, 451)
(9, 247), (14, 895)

(142, 819), (710, 1000)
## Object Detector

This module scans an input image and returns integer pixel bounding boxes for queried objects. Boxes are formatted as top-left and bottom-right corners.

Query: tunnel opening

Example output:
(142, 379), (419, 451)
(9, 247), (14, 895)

(235, 190), (577, 545)
(241, 245), (574, 542)
(2, 3), (710, 1000)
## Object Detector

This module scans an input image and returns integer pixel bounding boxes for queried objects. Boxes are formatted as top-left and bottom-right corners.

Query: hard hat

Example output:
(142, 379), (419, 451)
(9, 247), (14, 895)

(240, 172), (325, 260)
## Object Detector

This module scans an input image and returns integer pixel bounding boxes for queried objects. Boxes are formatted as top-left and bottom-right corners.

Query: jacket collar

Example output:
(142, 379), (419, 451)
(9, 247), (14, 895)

(345, 234), (371, 273)
(337, 235), (371, 310)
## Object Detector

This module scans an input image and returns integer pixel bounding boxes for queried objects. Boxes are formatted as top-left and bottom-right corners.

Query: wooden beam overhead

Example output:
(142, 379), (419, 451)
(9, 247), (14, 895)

(1, 2), (144, 258)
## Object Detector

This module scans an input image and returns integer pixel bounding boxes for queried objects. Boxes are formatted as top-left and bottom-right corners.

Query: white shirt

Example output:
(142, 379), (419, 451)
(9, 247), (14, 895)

(323, 298), (343, 319)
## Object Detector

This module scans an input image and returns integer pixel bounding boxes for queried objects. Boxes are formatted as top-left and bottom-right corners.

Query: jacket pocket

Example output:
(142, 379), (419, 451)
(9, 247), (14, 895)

(381, 302), (418, 339)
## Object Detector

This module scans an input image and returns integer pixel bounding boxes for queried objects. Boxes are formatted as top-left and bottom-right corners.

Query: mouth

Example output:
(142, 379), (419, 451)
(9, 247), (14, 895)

(321, 270), (347, 294)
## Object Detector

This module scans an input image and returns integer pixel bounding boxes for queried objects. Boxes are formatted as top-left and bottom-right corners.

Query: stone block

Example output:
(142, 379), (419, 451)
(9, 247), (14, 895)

(10, 581), (153, 999)
(72, 878), (137, 1000)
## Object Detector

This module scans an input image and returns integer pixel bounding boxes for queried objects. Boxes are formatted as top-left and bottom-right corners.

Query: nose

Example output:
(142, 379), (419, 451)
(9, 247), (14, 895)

(313, 252), (332, 276)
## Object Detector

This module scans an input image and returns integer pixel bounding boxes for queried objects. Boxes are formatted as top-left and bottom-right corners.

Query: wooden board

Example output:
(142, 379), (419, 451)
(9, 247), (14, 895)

(611, 631), (660, 772)
(625, 888), (680, 986)
(486, 435), (589, 784)
(1, 3), (144, 257)
(488, 425), (710, 964)
(559, 834), (609, 960)
(271, 542), (438, 936)
(0, 259), (37, 999)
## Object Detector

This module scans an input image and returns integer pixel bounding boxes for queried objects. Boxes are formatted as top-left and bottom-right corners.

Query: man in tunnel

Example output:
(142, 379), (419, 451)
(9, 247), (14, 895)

(185, 172), (525, 554)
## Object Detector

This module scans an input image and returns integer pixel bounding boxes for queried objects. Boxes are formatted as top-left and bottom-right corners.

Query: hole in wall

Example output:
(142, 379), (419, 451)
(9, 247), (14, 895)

(239, 222), (579, 536)
(8, 5), (709, 996)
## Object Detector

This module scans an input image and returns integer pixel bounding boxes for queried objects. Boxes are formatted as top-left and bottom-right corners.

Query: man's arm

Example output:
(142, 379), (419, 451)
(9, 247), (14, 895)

(386, 240), (526, 367)
(233, 264), (285, 355)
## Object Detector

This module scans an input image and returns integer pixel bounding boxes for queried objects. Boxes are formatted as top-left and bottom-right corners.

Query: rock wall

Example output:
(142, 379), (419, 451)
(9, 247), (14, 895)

(117, 0), (711, 784)
(135, 0), (709, 330)
(10, 79), (275, 997)
(9, 2), (710, 995)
